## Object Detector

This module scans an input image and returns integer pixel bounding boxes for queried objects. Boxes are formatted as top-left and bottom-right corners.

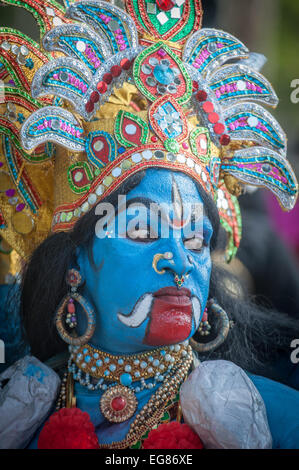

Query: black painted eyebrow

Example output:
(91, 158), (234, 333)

(114, 197), (155, 218)
(116, 197), (173, 225)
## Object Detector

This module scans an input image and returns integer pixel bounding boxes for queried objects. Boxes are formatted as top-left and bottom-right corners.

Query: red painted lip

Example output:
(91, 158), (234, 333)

(153, 286), (191, 298)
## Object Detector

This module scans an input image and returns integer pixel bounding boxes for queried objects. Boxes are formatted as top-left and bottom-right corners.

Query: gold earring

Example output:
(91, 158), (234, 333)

(55, 269), (96, 346)
(190, 300), (230, 353)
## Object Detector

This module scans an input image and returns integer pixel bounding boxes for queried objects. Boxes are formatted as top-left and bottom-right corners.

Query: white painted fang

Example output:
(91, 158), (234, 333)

(117, 294), (153, 328)
(191, 296), (201, 329)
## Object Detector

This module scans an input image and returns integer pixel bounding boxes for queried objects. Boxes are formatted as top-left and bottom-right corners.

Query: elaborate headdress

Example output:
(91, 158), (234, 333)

(0, 0), (297, 261)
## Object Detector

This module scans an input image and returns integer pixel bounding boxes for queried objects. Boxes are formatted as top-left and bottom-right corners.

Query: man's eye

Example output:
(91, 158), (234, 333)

(126, 227), (158, 242)
(184, 236), (204, 252)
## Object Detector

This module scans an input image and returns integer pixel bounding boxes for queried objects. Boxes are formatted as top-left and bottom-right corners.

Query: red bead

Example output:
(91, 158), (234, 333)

(90, 91), (99, 103)
(202, 309), (208, 323)
(67, 302), (75, 314)
(110, 65), (122, 77)
(214, 123), (226, 135)
(220, 134), (231, 146)
(156, 0), (174, 11)
(120, 58), (131, 70)
(151, 135), (158, 142)
(203, 101), (214, 113)
(97, 81), (107, 94)
(111, 396), (126, 411)
(196, 90), (207, 102)
(208, 112), (219, 124)
(103, 73), (113, 85)
(85, 101), (94, 113)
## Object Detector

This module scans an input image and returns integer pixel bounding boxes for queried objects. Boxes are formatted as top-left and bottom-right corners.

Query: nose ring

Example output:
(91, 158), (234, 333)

(152, 252), (173, 275)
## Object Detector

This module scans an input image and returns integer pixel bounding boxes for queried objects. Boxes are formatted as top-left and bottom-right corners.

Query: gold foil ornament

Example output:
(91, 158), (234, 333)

(11, 212), (35, 235)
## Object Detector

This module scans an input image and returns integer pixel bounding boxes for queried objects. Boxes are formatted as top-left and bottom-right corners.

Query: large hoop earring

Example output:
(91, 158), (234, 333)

(55, 269), (96, 346)
(190, 300), (231, 353)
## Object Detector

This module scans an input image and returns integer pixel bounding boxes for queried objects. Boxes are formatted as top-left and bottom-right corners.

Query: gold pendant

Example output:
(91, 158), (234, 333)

(100, 385), (138, 423)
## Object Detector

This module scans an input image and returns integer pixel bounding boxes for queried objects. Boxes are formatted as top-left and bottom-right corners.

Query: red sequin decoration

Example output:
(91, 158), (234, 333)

(192, 81), (199, 92)
(220, 134), (231, 146)
(156, 0), (174, 11)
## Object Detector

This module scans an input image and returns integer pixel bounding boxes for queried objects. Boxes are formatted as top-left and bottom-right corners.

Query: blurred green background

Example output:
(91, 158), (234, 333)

(0, 0), (298, 171)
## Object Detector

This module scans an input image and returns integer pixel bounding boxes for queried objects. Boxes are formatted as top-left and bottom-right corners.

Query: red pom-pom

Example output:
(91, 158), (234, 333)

(143, 422), (204, 449)
(38, 408), (99, 449)
(196, 90), (207, 102)
(85, 101), (94, 113)
(97, 81), (108, 94)
(110, 65), (122, 77)
(202, 101), (214, 113)
(214, 122), (225, 135)
(120, 58), (131, 70)
(208, 112), (219, 124)
(90, 91), (99, 103)
(102, 73), (113, 85)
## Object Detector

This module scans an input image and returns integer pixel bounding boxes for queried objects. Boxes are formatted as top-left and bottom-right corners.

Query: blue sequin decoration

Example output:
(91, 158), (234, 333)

(3, 137), (36, 213)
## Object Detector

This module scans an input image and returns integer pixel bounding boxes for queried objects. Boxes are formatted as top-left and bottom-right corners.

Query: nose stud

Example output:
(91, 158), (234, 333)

(152, 252), (174, 275)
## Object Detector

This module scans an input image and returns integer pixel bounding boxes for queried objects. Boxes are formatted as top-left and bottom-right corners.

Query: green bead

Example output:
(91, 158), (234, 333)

(60, 212), (67, 222)
(121, 160), (132, 170)
(103, 175), (113, 187)
(164, 138), (180, 154)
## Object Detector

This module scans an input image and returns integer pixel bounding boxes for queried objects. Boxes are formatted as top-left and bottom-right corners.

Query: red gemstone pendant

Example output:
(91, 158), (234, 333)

(111, 396), (127, 412)
(100, 386), (137, 423)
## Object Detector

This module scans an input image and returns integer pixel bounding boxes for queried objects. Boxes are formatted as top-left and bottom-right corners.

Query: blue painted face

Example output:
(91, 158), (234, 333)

(76, 169), (213, 354)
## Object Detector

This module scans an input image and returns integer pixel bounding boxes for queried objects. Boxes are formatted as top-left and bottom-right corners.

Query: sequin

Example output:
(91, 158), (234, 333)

(153, 64), (175, 85)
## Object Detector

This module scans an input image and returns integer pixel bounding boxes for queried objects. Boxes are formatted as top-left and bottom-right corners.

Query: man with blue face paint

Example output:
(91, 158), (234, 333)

(77, 170), (212, 353)
(1, 0), (299, 450)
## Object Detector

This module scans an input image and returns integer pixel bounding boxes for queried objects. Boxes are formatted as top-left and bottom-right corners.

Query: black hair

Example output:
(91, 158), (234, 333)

(20, 171), (146, 361)
(20, 170), (299, 382)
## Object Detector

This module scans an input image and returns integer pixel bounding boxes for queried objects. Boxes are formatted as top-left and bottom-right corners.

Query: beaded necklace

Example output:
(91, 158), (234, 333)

(56, 344), (193, 448)
(68, 342), (190, 423)
(70, 342), (189, 384)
